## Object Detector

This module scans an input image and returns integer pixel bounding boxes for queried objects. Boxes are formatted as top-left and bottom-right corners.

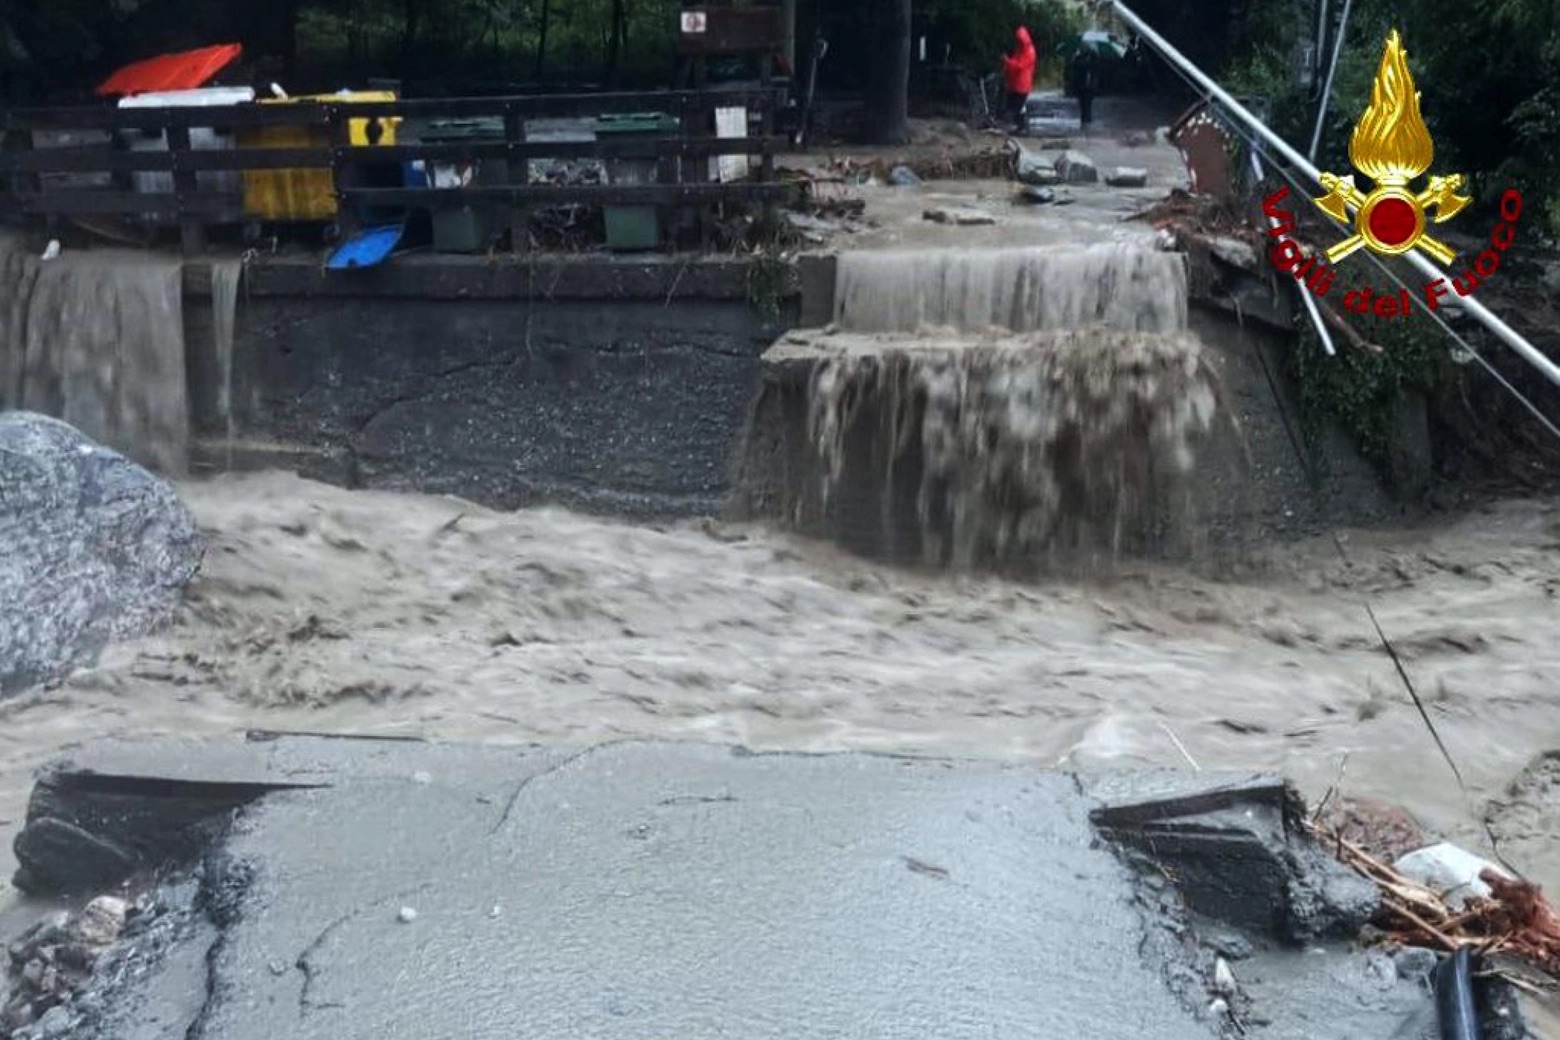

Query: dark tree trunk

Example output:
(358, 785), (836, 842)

(862, 0), (911, 144)
(606, 0), (627, 83)
(535, 0), (552, 78)
(401, 0), (425, 59)
(237, 0), (301, 81)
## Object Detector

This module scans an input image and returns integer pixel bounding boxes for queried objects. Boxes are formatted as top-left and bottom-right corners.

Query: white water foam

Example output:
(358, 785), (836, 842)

(833, 243), (1189, 336)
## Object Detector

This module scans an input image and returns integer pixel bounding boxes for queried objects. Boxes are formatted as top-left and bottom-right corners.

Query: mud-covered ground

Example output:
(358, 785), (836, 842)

(0, 472), (1555, 900)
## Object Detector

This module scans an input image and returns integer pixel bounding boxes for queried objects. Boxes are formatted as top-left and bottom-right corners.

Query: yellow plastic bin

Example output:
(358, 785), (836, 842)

(238, 91), (400, 222)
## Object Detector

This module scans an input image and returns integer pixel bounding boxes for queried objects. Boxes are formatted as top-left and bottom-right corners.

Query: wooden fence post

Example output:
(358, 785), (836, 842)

(504, 103), (528, 254)
(167, 124), (206, 255)
(331, 106), (361, 240)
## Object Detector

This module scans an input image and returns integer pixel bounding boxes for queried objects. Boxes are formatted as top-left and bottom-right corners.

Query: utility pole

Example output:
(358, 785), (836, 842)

(1308, 0), (1351, 161)
(781, 0), (798, 73)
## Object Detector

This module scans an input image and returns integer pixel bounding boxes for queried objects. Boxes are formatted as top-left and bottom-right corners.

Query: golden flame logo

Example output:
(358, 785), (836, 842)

(1312, 30), (1470, 265)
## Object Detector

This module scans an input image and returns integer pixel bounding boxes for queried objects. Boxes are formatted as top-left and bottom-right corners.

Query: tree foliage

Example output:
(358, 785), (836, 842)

(1227, 0), (1560, 239)
(0, 0), (1090, 99)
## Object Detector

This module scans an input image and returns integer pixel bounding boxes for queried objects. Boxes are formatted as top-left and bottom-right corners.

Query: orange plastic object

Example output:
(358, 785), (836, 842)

(96, 44), (243, 98)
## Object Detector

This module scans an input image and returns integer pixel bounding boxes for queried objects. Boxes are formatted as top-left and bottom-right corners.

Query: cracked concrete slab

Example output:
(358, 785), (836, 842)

(5, 738), (1488, 1040)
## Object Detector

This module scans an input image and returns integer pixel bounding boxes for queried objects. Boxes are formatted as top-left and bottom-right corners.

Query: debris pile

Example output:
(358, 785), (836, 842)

(2, 896), (129, 1037)
(1310, 819), (1560, 982)
(1131, 188), (1255, 243)
(798, 148), (1014, 187)
(782, 196), (871, 244)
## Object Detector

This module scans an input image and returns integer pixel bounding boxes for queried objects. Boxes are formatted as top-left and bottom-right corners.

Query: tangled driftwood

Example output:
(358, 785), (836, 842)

(1308, 819), (1560, 984)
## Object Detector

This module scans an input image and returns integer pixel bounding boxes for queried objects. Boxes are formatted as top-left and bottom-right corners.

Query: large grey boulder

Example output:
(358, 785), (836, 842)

(0, 412), (203, 695)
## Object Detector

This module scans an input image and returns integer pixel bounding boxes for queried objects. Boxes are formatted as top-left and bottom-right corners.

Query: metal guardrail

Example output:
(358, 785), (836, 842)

(0, 86), (792, 251)
(1104, 0), (1560, 394)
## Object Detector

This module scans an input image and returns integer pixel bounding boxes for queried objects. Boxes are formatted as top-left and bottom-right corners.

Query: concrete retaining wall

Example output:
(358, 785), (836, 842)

(181, 255), (795, 517)
(166, 248), (1411, 538)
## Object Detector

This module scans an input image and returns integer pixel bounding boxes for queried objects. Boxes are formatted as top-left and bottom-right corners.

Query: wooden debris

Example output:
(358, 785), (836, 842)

(1308, 817), (1560, 985)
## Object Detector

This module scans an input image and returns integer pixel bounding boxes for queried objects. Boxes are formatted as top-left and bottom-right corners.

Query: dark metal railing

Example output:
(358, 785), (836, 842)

(0, 86), (792, 252)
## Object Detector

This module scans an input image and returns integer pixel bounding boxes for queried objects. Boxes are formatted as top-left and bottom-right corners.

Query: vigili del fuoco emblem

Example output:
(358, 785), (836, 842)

(1312, 30), (1471, 266)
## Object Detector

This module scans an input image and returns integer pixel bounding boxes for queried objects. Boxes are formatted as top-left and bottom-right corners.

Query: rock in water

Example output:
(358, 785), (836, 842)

(1105, 166), (1149, 188)
(922, 206), (997, 227)
(1054, 150), (1099, 184)
(0, 412), (203, 695)
(1010, 145), (1060, 186)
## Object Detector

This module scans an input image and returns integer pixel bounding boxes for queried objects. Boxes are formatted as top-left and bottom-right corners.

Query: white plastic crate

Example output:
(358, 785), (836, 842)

(117, 87), (255, 198)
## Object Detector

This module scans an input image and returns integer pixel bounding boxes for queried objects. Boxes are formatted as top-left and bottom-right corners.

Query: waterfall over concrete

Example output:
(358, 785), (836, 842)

(0, 235), (189, 475)
(833, 244), (1189, 336)
(732, 243), (1240, 572)
(209, 258), (244, 465)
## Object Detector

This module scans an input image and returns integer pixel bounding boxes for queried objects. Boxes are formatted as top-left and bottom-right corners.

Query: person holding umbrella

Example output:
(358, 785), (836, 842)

(1000, 26), (1037, 135)
(1058, 30), (1126, 133)
(1068, 48), (1098, 131)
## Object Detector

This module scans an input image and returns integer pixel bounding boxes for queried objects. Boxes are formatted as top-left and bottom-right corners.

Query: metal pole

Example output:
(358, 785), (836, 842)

(1308, 0), (1351, 161)
(780, 0), (798, 74)
(1106, 0), (1560, 392)
(1314, 0), (1329, 83)
(1254, 151), (1336, 356)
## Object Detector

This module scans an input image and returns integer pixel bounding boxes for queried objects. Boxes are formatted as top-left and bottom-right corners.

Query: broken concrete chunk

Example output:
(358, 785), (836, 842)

(1091, 777), (1379, 940)
(73, 896), (127, 946)
(12, 817), (138, 896)
(1054, 150), (1099, 184)
(1105, 166), (1150, 188)
(922, 206), (997, 226)
(35, 1004), (72, 1038)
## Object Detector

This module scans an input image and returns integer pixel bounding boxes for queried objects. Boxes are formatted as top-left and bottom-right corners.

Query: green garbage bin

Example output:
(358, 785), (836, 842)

(420, 117), (508, 253)
(594, 112), (679, 251)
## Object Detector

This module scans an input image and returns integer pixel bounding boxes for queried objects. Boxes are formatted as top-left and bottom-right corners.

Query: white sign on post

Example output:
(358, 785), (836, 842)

(681, 12), (707, 34)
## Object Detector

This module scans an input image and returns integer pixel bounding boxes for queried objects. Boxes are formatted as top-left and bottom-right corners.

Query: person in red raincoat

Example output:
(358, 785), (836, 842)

(1001, 26), (1037, 133)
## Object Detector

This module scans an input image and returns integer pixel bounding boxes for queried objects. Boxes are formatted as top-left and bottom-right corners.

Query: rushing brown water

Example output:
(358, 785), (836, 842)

(756, 242), (1235, 572)
(0, 236), (188, 475)
(0, 236), (1556, 923)
(0, 473), (1556, 900)
(803, 328), (1223, 569)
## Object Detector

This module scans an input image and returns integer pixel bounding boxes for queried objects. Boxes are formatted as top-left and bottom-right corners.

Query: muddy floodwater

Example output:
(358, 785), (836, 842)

(0, 471), (1556, 896)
